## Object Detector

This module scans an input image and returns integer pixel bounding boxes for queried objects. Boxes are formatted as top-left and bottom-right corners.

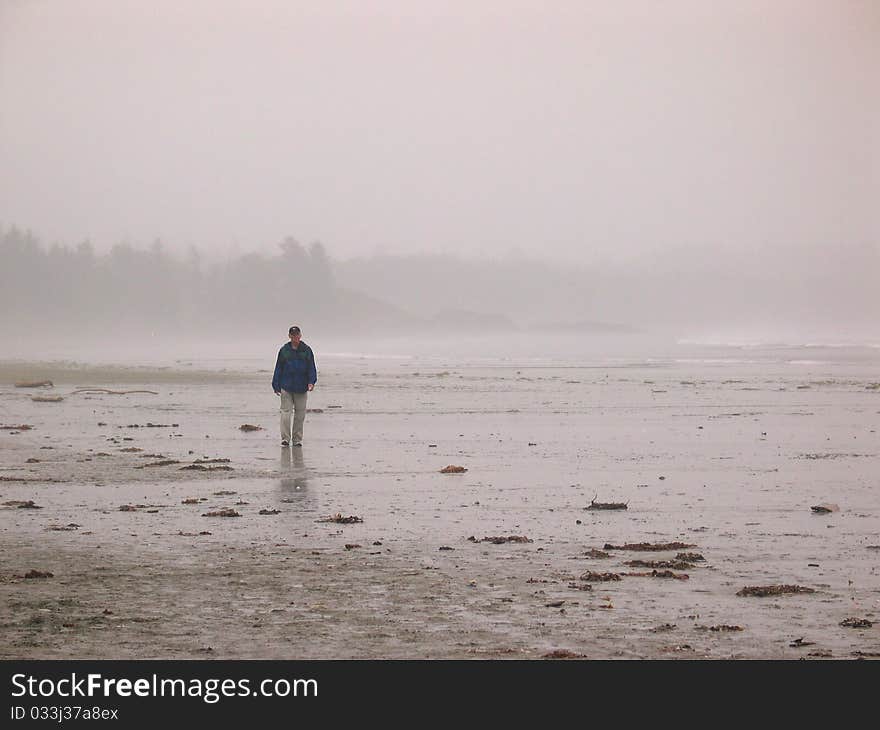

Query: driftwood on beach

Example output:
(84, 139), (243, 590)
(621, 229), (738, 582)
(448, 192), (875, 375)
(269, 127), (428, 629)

(14, 380), (53, 388)
(586, 494), (628, 510)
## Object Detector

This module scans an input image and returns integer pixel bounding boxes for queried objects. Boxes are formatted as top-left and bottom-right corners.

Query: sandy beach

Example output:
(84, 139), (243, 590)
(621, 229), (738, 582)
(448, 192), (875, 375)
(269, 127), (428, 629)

(1, 349), (878, 659)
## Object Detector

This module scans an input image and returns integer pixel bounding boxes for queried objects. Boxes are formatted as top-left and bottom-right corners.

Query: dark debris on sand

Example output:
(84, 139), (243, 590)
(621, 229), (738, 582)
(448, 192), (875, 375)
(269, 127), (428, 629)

(650, 624), (677, 633)
(579, 571), (621, 582)
(136, 460), (181, 469)
(605, 541), (696, 551)
(840, 617), (873, 628)
(468, 535), (533, 544)
(585, 497), (628, 510)
(180, 464), (234, 471)
(4, 500), (43, 509)
(542, 649), (588, 659)
(23, 570), (54, 579)
(737, 585), (815, 597)
(676, 552), (705, 562)
(318, 514), (363, 524)
(810, 503), (840, 514)
(202, 509), (241, 518)
(583, 548), (611, 558)
(624, 559), (695, 570)
(622, 570), (689, 580)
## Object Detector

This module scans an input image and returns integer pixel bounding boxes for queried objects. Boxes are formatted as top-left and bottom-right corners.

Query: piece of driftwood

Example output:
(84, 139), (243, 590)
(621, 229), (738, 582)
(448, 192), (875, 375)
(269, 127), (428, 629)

(4, 500), (42, 508)
(810, 503), (840, 513)
(440, 465), (467, 473)
(31, 395), (64, 402)
(15, 380), (53, 388)
(586, 494), (628, 510)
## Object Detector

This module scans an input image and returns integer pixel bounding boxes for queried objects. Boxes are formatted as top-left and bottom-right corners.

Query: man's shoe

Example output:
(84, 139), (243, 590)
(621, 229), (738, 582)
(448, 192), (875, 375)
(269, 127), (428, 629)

(281, 440), (290, 446)
(292, 441), (302, 447)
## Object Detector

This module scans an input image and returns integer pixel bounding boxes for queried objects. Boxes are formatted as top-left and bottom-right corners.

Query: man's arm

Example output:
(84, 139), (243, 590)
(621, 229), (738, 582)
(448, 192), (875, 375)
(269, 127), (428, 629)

(307, 348), (317, 391)
(272, 349), (283, 394)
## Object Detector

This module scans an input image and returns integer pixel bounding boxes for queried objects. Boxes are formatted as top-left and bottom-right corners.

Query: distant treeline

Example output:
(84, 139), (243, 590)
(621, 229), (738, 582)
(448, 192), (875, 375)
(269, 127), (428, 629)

(2, 225), (878, 338)
(0, 227), (395, 336)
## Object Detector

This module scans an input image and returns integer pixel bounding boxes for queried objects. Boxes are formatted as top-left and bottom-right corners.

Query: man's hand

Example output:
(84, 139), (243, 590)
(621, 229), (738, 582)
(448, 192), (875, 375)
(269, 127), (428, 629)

(307, 384), (314, 392)
(274, 390), (281, 395)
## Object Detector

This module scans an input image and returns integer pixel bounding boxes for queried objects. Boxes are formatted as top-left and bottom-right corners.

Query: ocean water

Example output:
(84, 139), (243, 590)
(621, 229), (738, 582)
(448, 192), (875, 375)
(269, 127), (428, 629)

(5, 330), (879, 373)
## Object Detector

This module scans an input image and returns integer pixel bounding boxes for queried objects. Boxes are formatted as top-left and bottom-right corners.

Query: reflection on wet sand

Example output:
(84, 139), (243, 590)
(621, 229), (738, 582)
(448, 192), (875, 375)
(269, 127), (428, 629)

(279, 447), (312, 510)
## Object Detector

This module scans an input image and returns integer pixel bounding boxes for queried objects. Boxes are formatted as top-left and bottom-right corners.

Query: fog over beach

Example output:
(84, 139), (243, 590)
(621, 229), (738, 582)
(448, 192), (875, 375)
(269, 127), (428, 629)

(1, 1), (878, 661)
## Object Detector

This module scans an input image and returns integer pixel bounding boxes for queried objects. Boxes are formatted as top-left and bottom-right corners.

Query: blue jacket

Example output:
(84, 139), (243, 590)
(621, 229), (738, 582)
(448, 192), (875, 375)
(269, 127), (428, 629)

(272, 341), (317, 394)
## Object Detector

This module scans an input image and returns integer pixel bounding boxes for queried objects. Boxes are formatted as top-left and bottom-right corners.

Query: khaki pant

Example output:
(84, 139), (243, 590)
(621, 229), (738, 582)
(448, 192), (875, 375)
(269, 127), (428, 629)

(280, 390), (308, 443)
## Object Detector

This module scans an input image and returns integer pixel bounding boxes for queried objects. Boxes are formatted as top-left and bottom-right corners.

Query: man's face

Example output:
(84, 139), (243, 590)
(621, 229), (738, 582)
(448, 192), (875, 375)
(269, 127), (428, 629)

(290, 333), (301, 346)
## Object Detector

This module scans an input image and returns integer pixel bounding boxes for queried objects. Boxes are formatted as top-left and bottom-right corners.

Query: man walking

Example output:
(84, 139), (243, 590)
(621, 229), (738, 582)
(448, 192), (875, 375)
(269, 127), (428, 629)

(272, 325), (317, 446)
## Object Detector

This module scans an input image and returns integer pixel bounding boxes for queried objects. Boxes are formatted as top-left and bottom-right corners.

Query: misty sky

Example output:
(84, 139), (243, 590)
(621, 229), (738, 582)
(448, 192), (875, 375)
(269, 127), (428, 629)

(1, 1), (877, 263)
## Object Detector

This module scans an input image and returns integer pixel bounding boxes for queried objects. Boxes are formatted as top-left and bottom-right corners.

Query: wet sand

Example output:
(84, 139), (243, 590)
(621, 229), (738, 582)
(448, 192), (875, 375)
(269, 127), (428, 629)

(1, 357), (879, 658)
